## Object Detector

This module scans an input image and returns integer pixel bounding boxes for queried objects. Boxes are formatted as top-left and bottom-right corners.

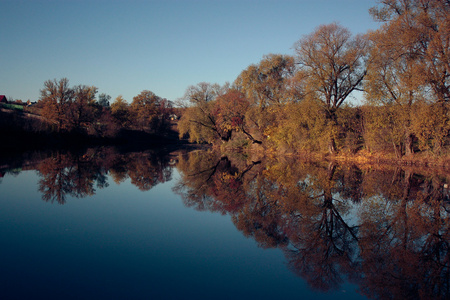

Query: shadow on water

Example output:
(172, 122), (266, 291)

(1, 147), (450, 299)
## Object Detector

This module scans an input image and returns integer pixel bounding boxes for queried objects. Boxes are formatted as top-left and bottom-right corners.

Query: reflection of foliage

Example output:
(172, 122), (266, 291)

(35, 147), (174, 204)
(358, 174), (450, 300)
(175, 150), (450, 299)
(173, 150), (261, 214)
(261, 160), (360, 291)
(38, 152), (100, 204)
(126, 152), (172, 191)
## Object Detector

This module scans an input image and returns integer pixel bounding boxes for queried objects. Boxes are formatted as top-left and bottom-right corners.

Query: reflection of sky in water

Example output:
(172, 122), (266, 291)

(0, 170), (364, 299)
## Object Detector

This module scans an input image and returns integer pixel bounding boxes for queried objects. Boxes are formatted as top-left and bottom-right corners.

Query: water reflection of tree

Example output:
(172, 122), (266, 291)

(125, 152), (172, 191)
(38, 151), (103, 204)
(358, 169), (450, 300)
(173, 151), (262, 214)
(175, 151), (450, 299)
(36, 147), (173, 204)
(256, 160), (361, 291)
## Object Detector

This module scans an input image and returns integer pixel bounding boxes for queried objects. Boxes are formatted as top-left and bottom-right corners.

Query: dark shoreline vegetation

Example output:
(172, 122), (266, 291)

(2, 1), (449, 168)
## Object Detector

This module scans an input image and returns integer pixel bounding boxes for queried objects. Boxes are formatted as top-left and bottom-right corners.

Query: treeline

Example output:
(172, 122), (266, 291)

(36, 78), (176, 138)
(178, 0), (449, 158)
(1, 77), (186, 152)
(1, 77), (179, 148)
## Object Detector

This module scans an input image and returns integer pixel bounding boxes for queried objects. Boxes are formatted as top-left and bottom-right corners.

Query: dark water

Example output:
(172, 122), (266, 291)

(0, 148), (449, 299)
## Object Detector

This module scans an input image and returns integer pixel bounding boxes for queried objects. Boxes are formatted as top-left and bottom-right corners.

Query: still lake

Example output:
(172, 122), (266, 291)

(0, 148), (448, 299)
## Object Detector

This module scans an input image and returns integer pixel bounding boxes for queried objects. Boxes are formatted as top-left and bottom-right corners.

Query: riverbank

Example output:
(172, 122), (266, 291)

(241, 144), (450, 170)
(330, 150), (450, 170)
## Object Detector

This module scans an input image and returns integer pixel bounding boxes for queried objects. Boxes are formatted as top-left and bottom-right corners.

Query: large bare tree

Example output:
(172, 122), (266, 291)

(294, 23), (368, 153)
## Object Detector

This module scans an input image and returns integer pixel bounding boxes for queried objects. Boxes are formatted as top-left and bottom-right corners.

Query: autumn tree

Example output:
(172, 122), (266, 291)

(294, 23), (368, 153)
(234, 54), (297, 143)
(213, 90), (261, 144)
(155, 97), (174, 133)
(370, 0), (449, 103)
(67, 85), (98, 132)
(184, 82), (225, 104)
(366, 0), (450, 155)
(410, 101), (450, 153)
(111, 95), (131, 128)
(39, 78), (105, 134)
(365, 8), (426, 156)
(264, 99), (328, 153)
(178, 82), (231, 143)
(39, 78), (74, 132)
(130, 90), (161, 131)
(268, 100), (364, 154)
(364, 28), (420, 156)
(234, 54), (297, 108)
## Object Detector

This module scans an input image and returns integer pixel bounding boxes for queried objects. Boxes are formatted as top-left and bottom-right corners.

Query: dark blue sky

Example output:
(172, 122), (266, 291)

(1, 0), (379, 103)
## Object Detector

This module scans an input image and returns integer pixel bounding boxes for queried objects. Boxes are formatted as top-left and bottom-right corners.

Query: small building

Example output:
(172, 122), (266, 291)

(27, 100), (37, 106)
(0, 95), (7, 103)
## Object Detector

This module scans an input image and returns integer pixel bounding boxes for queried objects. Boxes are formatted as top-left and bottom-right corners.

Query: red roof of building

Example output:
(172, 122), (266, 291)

(0, 95), (7, 103)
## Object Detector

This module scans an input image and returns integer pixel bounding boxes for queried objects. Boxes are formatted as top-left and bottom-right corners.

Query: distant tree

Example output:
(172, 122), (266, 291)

(130, 90), (161, 131)
(234, 54), (296, 108)
(39, 78), (74, 132)
(183, 82), (224, 104)
(213, 90), (261, 144)
(68, 85), (98, 132)
(294, 23), (368, 153)
(156, 98), (174, 133)
(111, 95), (131, 128)
(178, 82), (230, 143)
(90, 108), (119, 138)
(178, 103), (218, 143)
(233, 54), (297, 144)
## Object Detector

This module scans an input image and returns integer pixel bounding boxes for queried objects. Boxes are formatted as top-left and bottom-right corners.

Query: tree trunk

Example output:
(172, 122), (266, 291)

(328, 136), (337, 154)
(404, 133), (414, 156)
(326, 109), (338, 155)
(393, 141), (403, 159)
(323, 162), (337, 209)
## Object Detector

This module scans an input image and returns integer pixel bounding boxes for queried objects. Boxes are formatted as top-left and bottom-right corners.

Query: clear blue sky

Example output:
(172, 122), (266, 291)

(1, 0), (380, 103)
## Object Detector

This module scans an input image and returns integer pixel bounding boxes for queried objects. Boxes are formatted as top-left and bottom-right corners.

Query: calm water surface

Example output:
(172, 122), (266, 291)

(0, 148), (448, 299)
